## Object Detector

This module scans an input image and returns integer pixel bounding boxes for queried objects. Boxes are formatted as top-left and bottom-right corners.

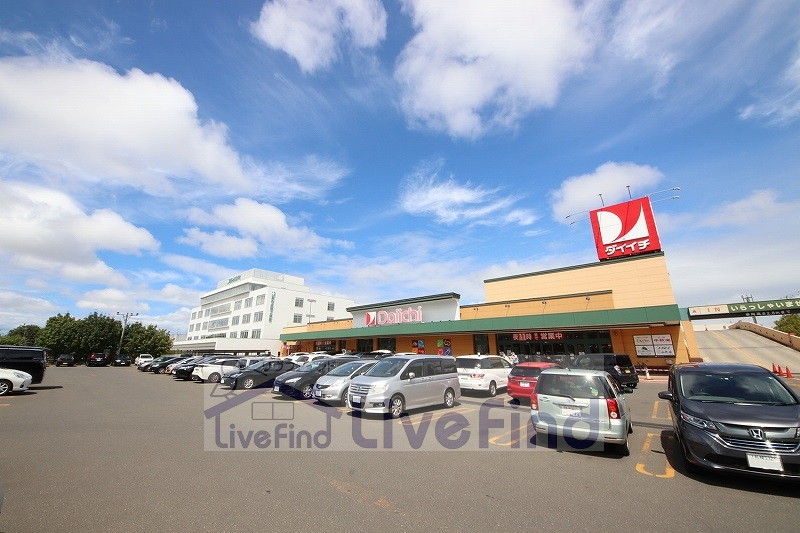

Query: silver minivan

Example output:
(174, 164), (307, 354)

(348, 355), (461, 418)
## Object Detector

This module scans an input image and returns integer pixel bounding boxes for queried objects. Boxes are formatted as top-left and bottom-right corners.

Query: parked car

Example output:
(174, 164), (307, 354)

(348, 355), (461, 418)
(306, 352), (334, 363)
(0, 345), (48, 383)
(507, 362), (561, 401)
(112, 354), (131, 366)
(166, 356), (201, 374)
(530, 368), (633, 455)
(313, 360), (377, 406)
(571, 353), (639, 388)
(55, 354), (76, 367)
(150, 356), (191, 374)
(456, 354), (513, 396)
(192, 357), (264, 383)
(139, 355), (172, 372)
(0, 367), (33, 396)
(658, 363), (800, 480)
(273, 357), (360, 399)
(360, 350), (395, 360)
(135, 354), (154, 369)
(135, 353), (153, 366)
(86, 352), (112, 367)
(222, 359), (298, 390)
(286, 352), (310, 364)
(172, 354), (232, 380)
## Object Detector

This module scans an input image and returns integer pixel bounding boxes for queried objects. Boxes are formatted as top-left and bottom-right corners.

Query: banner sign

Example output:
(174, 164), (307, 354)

(688, 298), (800, 319)
(589, 197), (662, 261)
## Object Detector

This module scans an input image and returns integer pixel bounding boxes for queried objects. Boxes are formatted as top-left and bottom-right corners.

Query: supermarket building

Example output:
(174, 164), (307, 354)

(279, 197), (700, 367)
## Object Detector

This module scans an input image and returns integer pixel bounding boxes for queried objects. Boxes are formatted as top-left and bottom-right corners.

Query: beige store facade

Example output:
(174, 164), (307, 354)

(280, 251), (699, 369)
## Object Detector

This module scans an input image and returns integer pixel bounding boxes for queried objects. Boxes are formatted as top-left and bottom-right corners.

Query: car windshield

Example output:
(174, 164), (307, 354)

(365, 359), (408, 377)
(456, 358), (481, 369)
(296, 361), (327, 373)
(327, 361), (365, 376)
(537, 374), (609, 399)
(679, 372), (797, 404)
(510, 366), (544, 378)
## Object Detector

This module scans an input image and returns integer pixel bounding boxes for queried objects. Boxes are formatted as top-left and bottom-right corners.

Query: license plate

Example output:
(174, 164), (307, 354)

(561, 405), (582, 417)
(352, 395), (362, 404)
(746, 453), (783, 471)
(273, 385), (279, 392)
(520, 381), (530, 387)
(623, 369), (631, 373)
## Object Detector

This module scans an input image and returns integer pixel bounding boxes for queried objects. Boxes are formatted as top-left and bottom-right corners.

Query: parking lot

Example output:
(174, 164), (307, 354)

(1, 365), (798, 532)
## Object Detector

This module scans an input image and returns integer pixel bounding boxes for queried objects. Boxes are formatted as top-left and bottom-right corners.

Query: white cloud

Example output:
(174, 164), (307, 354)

(178, 228), (259, 258)
(550, 162), (664, 221)
(76, 288), (149, 312)
(398, 162), (538, 226)
(0, 55), (252, 195)
(0, 180), (157, 285)
(185, 198), (342, 256)
(395, 0), (590, 138)
(739, 45), (800, 124)
(160, 254), (240, 282)
(251, 0), (387, 73)
(257, 155), (350, 202)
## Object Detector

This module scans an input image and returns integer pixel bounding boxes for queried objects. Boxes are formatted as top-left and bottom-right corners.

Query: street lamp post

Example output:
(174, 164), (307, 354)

(116, 312), (139, 356)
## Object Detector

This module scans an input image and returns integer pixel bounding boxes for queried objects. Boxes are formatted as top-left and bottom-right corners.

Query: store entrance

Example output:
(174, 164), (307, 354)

(496, 330), (612, 364)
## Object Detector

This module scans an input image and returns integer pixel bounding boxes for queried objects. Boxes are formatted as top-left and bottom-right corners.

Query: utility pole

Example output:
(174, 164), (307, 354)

(741, 295), (757, 325)
(306, 299), (316, 324)
(116, 312), (139, 355)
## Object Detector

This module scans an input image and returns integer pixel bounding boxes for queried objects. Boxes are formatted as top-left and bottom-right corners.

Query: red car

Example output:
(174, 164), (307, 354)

(507, 362), (561, 401)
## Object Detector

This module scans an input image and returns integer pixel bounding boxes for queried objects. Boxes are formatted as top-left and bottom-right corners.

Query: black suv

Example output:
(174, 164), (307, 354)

(56, 354), (75, 367)
(572, 353), (639, 388)
(86, 352), (112, 367)
(112, 354), (131, 366)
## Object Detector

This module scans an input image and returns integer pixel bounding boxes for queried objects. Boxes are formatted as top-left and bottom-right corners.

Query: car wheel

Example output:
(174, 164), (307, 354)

(301, 384), (313, 399)
(389, 395), (404, 419)
(0, 379), (11, 396)
(208, 373), (221, 383)
(341, 387), (351, 408)
(158, 367), (166, 374)
(628, 422), (634, 434)
(242, 377), (255, 390)
(488, 381), (497, 397)
(443, 388), (455, 408)
(629, 383), (638, 389)
(614, 439), (630, 457)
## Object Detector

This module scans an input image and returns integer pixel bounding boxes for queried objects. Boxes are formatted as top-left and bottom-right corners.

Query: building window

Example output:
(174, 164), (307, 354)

(204, 309), (210, 317)
(327, 316), (334, 322)
(256, 294), (265, 305)
(234, 300), (242, 310)
(253, 311), (263, 322)
(189, 324), (194, 332)
(244, 297), (253, 308)
(327, 302), (335, 312)
(295, 297), (304, 307)
(231, 316), (240, 326)
(202, 322), (208, 330)
(229, 331), (237, 338)
(240, 330), (249, 338)
(191, 312), (197, 320)
(209, 318), (229, 330)
(251, 330), (261, 339)
(293, 313), (303, 324)
(242, 314), (251, 324)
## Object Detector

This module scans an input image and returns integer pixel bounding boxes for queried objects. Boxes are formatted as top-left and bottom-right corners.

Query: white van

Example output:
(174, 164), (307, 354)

(348, 355), (460, 418)
(456, 354), (513, 396)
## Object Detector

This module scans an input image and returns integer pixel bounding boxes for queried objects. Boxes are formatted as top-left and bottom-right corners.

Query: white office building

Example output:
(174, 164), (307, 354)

(173, 268), (355, 355)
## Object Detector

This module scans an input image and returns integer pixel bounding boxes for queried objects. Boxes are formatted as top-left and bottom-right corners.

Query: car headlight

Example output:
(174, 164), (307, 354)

(680, 411), (718, 432)
(371, 383), (389, 394)
(285, 377), (300, 384)
(13, 372), (28, 379)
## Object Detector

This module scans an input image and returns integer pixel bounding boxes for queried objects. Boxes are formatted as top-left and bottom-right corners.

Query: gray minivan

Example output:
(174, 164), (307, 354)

(348, 355), (461, 418)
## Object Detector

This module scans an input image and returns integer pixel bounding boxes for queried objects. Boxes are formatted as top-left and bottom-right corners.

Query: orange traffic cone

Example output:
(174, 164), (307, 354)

(786, 368), (794, 379)
(777, 365), (784, 377)
(772, 363), (778, 373)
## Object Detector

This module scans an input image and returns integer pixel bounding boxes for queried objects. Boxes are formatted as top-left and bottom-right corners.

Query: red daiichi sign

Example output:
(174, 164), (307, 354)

(589, 197), (662, 261)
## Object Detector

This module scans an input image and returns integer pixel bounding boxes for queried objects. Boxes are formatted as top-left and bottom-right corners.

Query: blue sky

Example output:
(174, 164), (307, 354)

(1, 0), (799, 334)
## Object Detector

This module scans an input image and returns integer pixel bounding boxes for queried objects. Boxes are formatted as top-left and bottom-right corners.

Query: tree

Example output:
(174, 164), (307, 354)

(4, 324), (42, 346)
(78, 312), (122, 356)
(122, 323), (172, 356)
(774, 314), (800, 336)
(37, 313), (81, 356)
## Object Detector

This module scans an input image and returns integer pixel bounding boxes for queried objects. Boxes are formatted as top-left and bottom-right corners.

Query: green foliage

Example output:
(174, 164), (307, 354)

(5, 324), (42, 346)
(5, 312), (173, 361)
(774, 314), (800, 336)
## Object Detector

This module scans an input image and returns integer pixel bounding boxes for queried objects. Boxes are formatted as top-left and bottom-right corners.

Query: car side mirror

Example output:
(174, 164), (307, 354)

(657, 391), (673, 401)
(407, 372), (416, 380)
